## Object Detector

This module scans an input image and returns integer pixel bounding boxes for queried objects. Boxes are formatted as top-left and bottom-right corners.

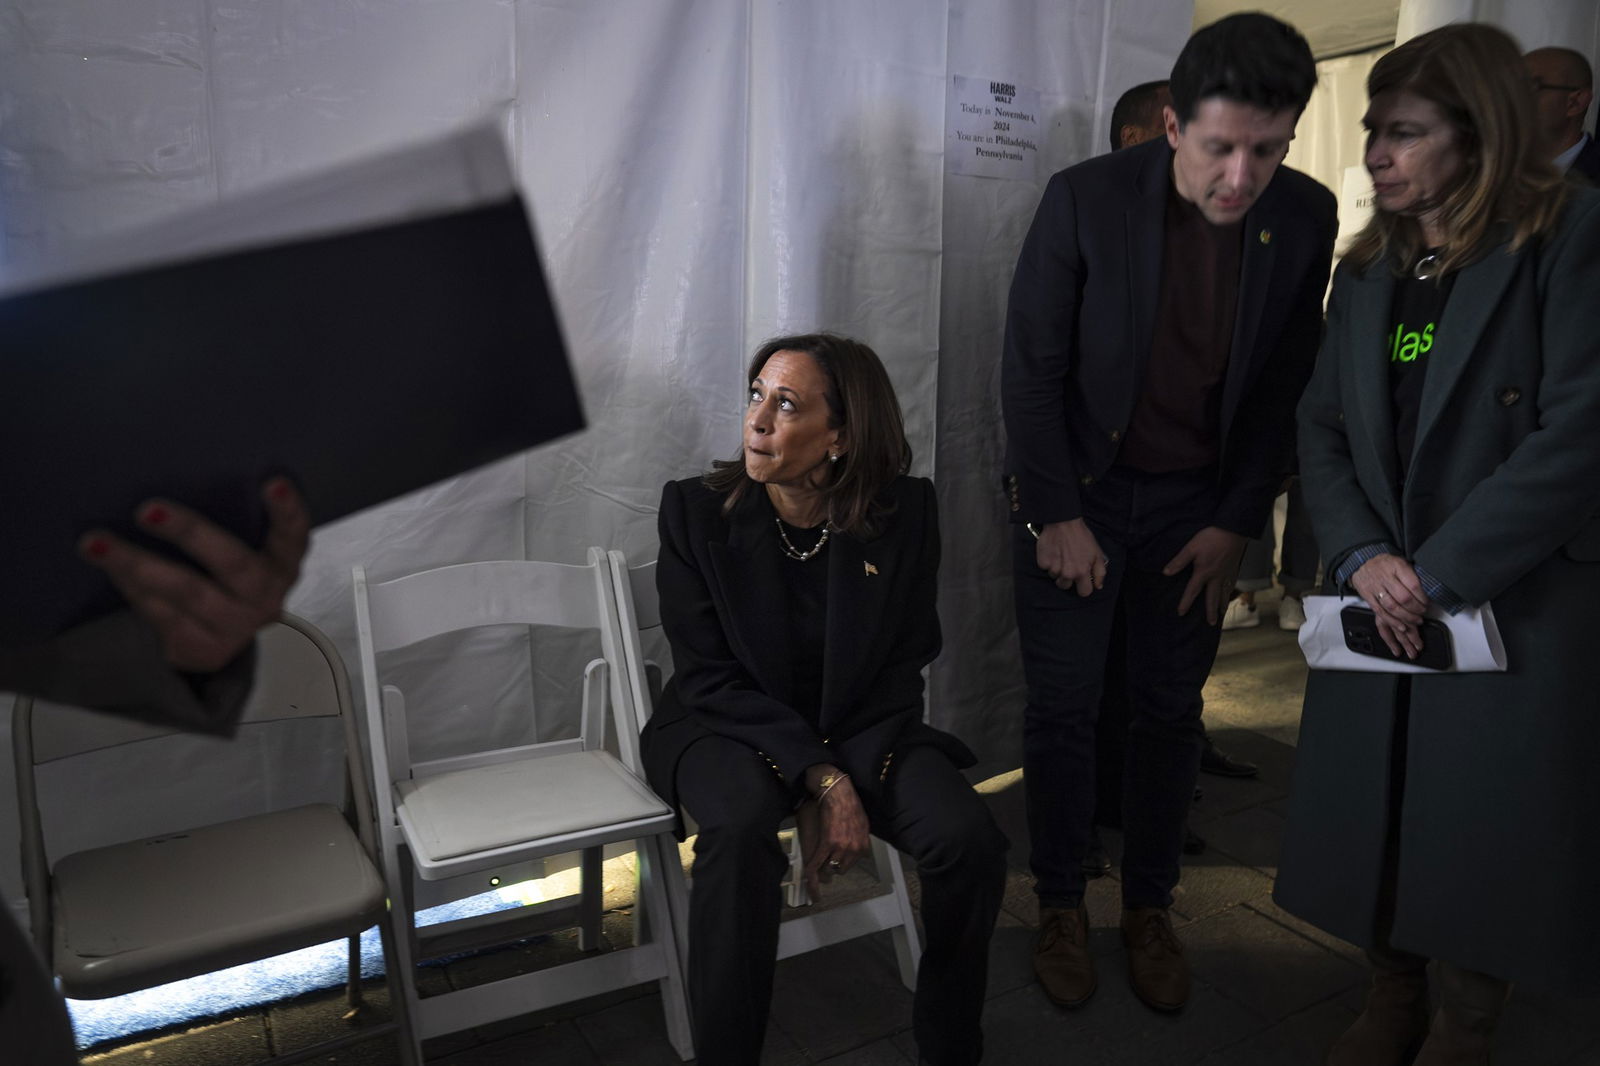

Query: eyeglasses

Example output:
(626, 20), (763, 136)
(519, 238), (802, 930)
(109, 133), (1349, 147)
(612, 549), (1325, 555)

(1529, 78), (1586, 93)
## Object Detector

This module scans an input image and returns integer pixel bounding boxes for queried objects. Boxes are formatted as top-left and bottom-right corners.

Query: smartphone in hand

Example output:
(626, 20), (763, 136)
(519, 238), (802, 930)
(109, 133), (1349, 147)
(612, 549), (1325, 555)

(1341, 605), (1453, 671)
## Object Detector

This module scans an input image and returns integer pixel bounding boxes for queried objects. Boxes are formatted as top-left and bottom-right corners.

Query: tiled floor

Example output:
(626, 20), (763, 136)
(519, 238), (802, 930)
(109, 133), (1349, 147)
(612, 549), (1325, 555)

(82, 611), (1600, 1065)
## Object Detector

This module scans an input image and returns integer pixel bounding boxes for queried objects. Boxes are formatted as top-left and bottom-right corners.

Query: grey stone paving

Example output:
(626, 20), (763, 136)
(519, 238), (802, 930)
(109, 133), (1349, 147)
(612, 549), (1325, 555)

(82, 612), (1600, 1064)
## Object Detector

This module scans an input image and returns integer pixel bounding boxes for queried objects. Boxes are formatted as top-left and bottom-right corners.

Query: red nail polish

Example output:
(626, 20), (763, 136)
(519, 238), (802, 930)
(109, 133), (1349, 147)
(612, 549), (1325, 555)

(269, 479), (293, 501)
(142, 504), (169, 526)
(85, 537), (110, 558)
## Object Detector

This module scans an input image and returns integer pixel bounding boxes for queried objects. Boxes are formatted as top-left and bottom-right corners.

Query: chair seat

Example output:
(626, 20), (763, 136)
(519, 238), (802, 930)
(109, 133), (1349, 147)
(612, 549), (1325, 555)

(395, 749), (673, 875)
(52, 803), (385, 999)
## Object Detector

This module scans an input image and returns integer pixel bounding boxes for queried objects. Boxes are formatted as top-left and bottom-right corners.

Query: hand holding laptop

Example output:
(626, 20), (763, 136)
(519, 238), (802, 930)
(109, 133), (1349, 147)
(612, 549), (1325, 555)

(78, 478), (310, 673)
(0, 123), (582, 646)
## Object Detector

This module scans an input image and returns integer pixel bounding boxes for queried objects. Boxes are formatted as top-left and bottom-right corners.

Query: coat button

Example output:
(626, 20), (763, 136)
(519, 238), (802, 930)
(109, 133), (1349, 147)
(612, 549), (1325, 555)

(1337, 411), (1344, 422)
(1080, 474), (1095, 486)
(1498, 386), (1521, 406)
(1010, 500), (1020, 512)
(1108, 428), (1122, 442)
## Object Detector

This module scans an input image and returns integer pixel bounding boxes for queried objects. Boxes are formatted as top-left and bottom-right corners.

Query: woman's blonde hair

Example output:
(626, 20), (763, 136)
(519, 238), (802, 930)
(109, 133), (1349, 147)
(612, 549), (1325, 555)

(1345, 22), (1568, 276)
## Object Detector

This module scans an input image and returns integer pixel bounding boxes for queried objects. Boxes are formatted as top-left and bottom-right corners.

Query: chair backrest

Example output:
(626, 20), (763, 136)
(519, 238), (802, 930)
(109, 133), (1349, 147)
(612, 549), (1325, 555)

(22, 619), (351, 764)
(607, 552), (664, 736)
(351, 550), (642, 830)
(11, 612), (377, 950)
(355, 559), (608, 653)
(619, 558), (661, 631)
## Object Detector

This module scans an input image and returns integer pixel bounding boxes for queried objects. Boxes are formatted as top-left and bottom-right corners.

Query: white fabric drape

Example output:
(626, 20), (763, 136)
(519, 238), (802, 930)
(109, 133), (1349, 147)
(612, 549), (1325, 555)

(933, 0), (1185, 771)
(1398, 0), (1599, 128)
(1285, 49), (1384, 209)
(0, 0), (1194, 906)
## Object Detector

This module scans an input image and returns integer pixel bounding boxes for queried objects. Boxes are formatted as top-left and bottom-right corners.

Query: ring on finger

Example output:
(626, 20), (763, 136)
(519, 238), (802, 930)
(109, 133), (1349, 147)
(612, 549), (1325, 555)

(827, 859), (842, 870)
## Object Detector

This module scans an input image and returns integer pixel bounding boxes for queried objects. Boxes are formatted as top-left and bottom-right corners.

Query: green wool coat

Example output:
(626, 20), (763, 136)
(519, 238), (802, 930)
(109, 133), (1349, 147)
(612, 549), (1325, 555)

(1274, 188), (1600, 990)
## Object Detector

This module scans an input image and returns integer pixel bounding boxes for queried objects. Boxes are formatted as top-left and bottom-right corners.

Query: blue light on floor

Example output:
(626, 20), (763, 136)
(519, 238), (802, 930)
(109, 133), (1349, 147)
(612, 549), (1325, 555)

(67, 887), (528, 1049)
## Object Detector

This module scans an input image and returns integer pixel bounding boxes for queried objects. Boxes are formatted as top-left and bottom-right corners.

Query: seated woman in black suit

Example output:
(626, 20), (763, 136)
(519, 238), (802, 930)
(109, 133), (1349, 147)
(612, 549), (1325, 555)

(641, 333), (1006, 1065)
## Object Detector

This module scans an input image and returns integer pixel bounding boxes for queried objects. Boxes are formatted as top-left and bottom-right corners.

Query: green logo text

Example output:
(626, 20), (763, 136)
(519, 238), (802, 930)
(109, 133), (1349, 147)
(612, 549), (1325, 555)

(1389, 321), (1435, 363)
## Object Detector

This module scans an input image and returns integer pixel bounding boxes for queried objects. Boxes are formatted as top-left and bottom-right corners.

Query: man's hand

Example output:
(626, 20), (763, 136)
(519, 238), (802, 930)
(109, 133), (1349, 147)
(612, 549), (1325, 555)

(1350, 554), (1430, 659)
(1162, 526), (1247, 625)
(1034, 518), (1109, 597)
(79, 477), (310, 673)
(797, 764), (871, 900)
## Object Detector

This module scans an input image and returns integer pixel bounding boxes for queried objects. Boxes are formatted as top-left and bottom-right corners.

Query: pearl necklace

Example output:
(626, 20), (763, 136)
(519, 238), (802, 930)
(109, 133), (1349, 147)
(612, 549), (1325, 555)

(775, 518), (830, 562)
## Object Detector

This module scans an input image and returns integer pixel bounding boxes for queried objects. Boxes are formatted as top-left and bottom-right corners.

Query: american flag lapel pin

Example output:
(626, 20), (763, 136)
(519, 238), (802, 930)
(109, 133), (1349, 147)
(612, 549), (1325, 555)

(864, 561), (879, 576)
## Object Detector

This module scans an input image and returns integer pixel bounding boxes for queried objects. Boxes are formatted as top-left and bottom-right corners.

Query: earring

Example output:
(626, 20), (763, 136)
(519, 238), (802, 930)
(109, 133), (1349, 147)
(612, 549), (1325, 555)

(829, 453), (840, 463)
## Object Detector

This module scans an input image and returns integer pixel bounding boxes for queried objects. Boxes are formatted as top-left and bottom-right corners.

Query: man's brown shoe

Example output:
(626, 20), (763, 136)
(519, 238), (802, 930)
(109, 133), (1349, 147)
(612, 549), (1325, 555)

(1034, 904), (1096, 1007)
(1121, 906), (1189, 1011)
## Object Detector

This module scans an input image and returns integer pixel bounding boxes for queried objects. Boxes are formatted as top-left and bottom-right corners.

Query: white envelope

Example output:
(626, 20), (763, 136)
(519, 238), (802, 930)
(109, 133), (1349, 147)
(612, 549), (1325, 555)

(1298, 595), (1508, 674)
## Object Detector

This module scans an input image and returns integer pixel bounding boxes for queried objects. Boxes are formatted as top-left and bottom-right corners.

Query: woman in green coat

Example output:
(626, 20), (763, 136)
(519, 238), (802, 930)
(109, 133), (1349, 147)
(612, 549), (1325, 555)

(1274, 23), (1600, 1066)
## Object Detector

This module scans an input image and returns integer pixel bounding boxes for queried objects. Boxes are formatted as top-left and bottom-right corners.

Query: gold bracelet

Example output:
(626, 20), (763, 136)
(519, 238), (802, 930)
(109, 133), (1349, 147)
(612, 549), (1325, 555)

(816, 771), (849, 802)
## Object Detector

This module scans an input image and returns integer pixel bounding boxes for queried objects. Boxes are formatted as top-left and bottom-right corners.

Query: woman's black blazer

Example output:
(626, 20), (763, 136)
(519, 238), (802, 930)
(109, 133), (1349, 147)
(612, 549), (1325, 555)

(640, 474), (975, 812)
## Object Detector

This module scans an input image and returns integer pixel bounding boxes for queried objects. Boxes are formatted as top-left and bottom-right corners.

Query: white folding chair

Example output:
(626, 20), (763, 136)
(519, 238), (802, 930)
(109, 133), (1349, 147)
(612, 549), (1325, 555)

(351, 550), (693, 1060)
(11, 613), (414, 1065)
(606, 549), (922, 991)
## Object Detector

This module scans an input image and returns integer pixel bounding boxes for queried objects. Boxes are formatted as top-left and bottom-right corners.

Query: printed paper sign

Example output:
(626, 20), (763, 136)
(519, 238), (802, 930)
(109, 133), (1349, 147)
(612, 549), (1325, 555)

(948, 75), (1041, 181)
(1337, 164), (1375, 251)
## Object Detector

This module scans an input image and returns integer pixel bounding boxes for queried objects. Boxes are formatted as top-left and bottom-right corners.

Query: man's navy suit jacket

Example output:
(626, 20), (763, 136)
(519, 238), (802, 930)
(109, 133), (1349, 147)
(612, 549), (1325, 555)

(1001, 136), (1337, 539)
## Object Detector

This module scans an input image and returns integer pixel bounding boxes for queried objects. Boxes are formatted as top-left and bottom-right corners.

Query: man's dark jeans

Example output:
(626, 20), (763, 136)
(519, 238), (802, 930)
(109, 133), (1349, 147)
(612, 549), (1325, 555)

(1014, 464), (1226, 908)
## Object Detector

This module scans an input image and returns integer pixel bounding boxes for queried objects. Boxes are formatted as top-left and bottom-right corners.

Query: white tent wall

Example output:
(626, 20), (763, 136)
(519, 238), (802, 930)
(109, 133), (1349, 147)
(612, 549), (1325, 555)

(0, 0), (544, 914)
(934, 0), (1191, 773)
(1398, 0), (1600, 130)
(0, 0), (1194, 911)
(745, 0), (947, 471)
(1284, 48), (1385, 207)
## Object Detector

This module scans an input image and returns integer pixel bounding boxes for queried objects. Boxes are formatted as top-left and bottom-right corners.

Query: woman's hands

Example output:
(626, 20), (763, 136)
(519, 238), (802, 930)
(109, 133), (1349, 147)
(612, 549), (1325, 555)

(78, 477), (310, 673)
(1350, 553), (1430, 659)
(796, 762), (872, 900)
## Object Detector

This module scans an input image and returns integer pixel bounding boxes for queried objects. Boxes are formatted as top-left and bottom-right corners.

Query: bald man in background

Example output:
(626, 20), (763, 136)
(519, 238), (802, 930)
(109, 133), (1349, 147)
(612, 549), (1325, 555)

(1108, 80), (1172, 153)
(1526, 46), (1599, 182)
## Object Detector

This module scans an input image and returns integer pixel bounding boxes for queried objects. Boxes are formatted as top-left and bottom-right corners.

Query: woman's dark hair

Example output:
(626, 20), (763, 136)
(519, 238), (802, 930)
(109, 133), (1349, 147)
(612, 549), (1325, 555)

(1345, 23), (1568, 276)
(1168, 13), (1316, 126)
(703, 333), (912, 539)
